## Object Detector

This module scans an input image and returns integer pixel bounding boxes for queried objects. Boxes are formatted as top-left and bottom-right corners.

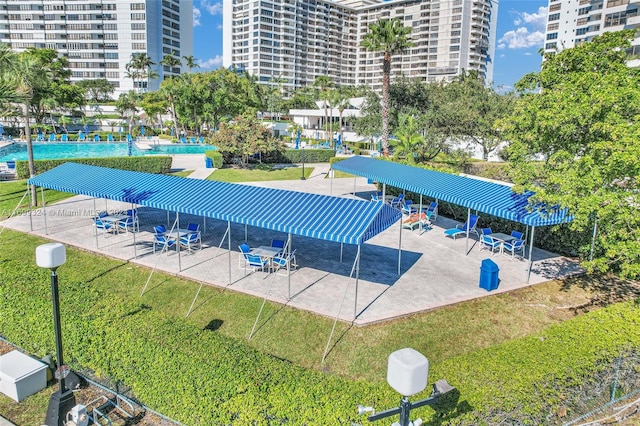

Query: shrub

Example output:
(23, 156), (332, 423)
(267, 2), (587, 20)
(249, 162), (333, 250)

(15, 157), (172, 178)
(205, 150), (224, 168)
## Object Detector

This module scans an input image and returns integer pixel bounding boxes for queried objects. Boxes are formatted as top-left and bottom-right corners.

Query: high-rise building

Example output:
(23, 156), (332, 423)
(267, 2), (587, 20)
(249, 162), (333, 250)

(0, 0), (194, 96)
(223, 0), (498, 96)
(544, 0), (640, 66)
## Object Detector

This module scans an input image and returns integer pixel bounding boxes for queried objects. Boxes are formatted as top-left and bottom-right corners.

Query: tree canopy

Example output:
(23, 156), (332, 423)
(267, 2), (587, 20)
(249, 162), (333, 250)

(502, 30), (640, 278)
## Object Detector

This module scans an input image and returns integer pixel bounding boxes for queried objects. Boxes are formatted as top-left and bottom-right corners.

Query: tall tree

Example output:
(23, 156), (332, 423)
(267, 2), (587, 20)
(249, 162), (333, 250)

(182, 55), (199, 73)
(313, 75), (333, 144)
(502, 30), (640, 278)
(159, 54), (182, 136)
(361, 18), (413, 156)
(115, 90), (142, 135)
(329, 85), (355, 146)
(126, 53), (156, 92)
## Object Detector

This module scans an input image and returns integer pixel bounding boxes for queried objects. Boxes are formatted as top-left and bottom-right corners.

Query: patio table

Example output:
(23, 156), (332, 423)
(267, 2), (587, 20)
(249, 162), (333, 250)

(99, 214), (129, 233)
(488, 233), (516, 243)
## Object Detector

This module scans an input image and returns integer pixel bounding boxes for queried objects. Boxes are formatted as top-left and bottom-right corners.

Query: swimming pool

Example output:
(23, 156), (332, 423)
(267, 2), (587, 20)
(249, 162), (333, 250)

(0, 142), (215, 162)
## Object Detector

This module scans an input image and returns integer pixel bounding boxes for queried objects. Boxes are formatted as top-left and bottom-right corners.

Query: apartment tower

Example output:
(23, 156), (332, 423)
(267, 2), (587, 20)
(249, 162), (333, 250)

(544, 0), (640, 66)
(222, 0), (498, 96)
(0, 0), (194, 96)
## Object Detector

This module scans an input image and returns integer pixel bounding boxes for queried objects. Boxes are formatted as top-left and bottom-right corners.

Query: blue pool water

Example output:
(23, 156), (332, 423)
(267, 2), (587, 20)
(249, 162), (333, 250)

(0, 142), (214, 162)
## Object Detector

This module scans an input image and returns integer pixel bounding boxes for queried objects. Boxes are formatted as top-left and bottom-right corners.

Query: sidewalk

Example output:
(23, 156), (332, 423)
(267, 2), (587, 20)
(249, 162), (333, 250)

(0, 416), (16, 426)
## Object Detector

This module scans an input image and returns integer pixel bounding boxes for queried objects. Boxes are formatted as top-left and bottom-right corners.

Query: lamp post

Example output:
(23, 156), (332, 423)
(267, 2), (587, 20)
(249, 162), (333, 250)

(358, 348), (455, 426)
(36, 243), (76, 426)
(300, 141), (306, 180)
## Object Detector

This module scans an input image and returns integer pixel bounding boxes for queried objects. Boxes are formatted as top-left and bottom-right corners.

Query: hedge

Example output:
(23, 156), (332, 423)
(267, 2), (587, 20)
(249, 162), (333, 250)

(1, 234), (638, 424)
(15, 156), (173, 179)
(258, 149), (335, 164)
(205, 150), (224, 168)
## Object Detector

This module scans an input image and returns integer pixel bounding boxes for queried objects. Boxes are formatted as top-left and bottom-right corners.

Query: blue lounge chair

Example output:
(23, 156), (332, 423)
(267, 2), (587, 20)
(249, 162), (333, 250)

(425, 201), (438, 222)
(246, 254), (269, 272)
(107, 134), (114, 142)
(180, 232), (201, 254)
(180, 137), (187, 144)
(388, 193), (405, 209)
(93, 134), (100, 142)
(49, 133), (56, 142)
(444, 214), (480, 239)
(503, 239), (526, 259)
(198, 136), (205, 144)
(36, 133), (44, 142)
(272, 249), (297, 276)
(61, 134), (68, 142)
(479, 228), (501, 255)
(78, 132), (86, 142)
(153, 226), (176, 253)
(238, 243), (252, 268)
(189, 137), (196, 144)
(401, 200), (417, 215)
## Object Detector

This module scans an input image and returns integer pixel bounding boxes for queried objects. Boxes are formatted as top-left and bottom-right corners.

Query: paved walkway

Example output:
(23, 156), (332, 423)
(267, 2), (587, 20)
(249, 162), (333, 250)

(0, 160), (583, 325)
(0, 416), (15, 426)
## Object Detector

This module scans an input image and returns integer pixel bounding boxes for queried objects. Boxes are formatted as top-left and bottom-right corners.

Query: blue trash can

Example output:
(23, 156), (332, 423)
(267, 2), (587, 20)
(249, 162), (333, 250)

(479, 259), (499, 291)
(205, 157), (213, 168)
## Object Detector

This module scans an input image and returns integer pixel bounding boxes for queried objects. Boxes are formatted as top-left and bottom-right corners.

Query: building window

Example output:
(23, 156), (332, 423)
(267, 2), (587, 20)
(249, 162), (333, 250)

(548, 13), (560, 21)
(545, 42), (557, 50)
(547, 32), (558, 40)
(547, 22), (559, 31)
(549, 3), (561, 11)
(606, 0), (629, 6)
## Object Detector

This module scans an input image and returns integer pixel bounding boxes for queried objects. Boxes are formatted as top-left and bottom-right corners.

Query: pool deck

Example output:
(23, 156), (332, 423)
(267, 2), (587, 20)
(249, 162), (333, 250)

(0, 164), (583, 326)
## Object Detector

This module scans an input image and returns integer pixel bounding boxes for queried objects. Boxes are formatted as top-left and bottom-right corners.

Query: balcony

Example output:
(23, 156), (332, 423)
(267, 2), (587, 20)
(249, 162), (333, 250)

(627, 15), (640, 28)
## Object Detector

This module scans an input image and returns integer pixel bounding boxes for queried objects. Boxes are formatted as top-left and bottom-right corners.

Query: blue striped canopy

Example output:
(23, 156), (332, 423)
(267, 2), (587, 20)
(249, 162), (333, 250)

(332, 156), (571, 227)
(28, 162), (401, 245)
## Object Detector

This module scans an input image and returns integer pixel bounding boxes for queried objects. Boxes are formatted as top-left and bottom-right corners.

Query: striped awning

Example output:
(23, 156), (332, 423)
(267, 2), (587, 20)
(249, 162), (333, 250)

(28, 162), (401, 245)
(332, 156), (571, 227)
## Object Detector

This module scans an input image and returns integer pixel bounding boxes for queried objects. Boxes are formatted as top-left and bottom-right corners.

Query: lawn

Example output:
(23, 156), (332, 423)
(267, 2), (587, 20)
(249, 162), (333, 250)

(1, 229), (638, 424)
(0, 179), (73, 220)
(207, 163), (313, 182)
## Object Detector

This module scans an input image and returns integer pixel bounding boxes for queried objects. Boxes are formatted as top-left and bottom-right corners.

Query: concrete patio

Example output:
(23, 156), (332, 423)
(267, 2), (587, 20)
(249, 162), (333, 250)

(0, 172), (583, 326)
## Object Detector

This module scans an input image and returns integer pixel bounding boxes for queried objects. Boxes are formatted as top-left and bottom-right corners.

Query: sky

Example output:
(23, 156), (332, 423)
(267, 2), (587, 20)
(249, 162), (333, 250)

(191, 0), (549, 91)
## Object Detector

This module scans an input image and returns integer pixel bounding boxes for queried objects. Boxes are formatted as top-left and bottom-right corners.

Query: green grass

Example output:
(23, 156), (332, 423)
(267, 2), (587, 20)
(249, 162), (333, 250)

(328, 170), (354, 179)
(169, 170), (193, 177)
(0, 229), (600, 383)
(0, 179), (74, 220)
(207, 164), (313, 182)
(1, 229), (637, 425)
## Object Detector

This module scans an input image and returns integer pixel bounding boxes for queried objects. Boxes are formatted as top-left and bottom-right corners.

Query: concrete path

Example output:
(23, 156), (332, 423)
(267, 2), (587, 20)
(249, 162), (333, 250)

(1, 166), (583, 325)
(0, 416), (16, 426)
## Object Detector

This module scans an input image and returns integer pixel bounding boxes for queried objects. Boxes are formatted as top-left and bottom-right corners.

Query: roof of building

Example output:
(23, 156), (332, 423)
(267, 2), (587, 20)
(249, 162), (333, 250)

(332, 156), (571, 227)
(27, 162), (401, 245)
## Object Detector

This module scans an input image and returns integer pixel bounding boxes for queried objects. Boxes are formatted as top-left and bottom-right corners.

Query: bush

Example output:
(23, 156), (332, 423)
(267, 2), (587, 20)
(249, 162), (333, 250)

(205, 150), (223, 168)
(15, 157), (172, 178)
(263, 149), (335, 164)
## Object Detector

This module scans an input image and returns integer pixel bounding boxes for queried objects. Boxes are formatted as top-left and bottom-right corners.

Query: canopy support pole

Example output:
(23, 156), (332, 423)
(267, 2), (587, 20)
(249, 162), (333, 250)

(244, 224), (248, 242)
(418, 195), (424, 233)
(131, 202), (137, 259)
(340, 243), (343, 263)
(28, 185), (33, 231)
(177, 212), (182, 272)
(141, 216), (179, 296)
(287, 233), (292, 300)
(398, 217), (402, 275)
(203, 217), (206, 235)
(382, 183), (386, 203)
(330, 168), (333, 195)
(322, 247), (360, 363)
(354, 244), (361, 319)
(465, 208), (471, 255)
(353, 176), (357, 198)
(227, 221), (232, 284)
(41, 187), (48, 235)
(526, 226), (536, 284)
(187, 224), (231, 317)
(590, 216), (598, 262)
(93, 198), (98, 248)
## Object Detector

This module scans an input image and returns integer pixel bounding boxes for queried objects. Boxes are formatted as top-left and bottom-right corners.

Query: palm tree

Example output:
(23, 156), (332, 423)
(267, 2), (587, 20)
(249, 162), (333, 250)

(330, 86), (355, 147)
(58, 115), (72, 134)
(361, 19), (413, 156)
(392, 114), (423, 163)
(313, 75), (332, 144)
(182, 55), (199, 73)
(126, 53), (155, 92)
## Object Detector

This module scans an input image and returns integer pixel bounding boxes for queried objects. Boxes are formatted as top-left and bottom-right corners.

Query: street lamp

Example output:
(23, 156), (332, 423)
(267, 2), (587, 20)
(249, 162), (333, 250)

(36, 243), (76, 426)
(300, 141), (306, 180)
(358, 348), (455, 426)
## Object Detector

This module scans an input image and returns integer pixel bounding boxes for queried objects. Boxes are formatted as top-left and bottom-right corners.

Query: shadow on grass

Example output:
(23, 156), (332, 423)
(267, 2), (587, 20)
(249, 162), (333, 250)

(560, 273), (640, 313)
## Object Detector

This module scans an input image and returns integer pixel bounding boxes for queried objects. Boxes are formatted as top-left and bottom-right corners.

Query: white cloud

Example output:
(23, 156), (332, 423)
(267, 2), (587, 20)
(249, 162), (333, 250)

(199, 55), (223, 69)
(521, 7), (548, 30)
(200, 0), (223, 15)
(216, 23), (223, 30)
(499, 6), (547, 50)
(193, 8), (201, 27)
(499, 27), (545, 49)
